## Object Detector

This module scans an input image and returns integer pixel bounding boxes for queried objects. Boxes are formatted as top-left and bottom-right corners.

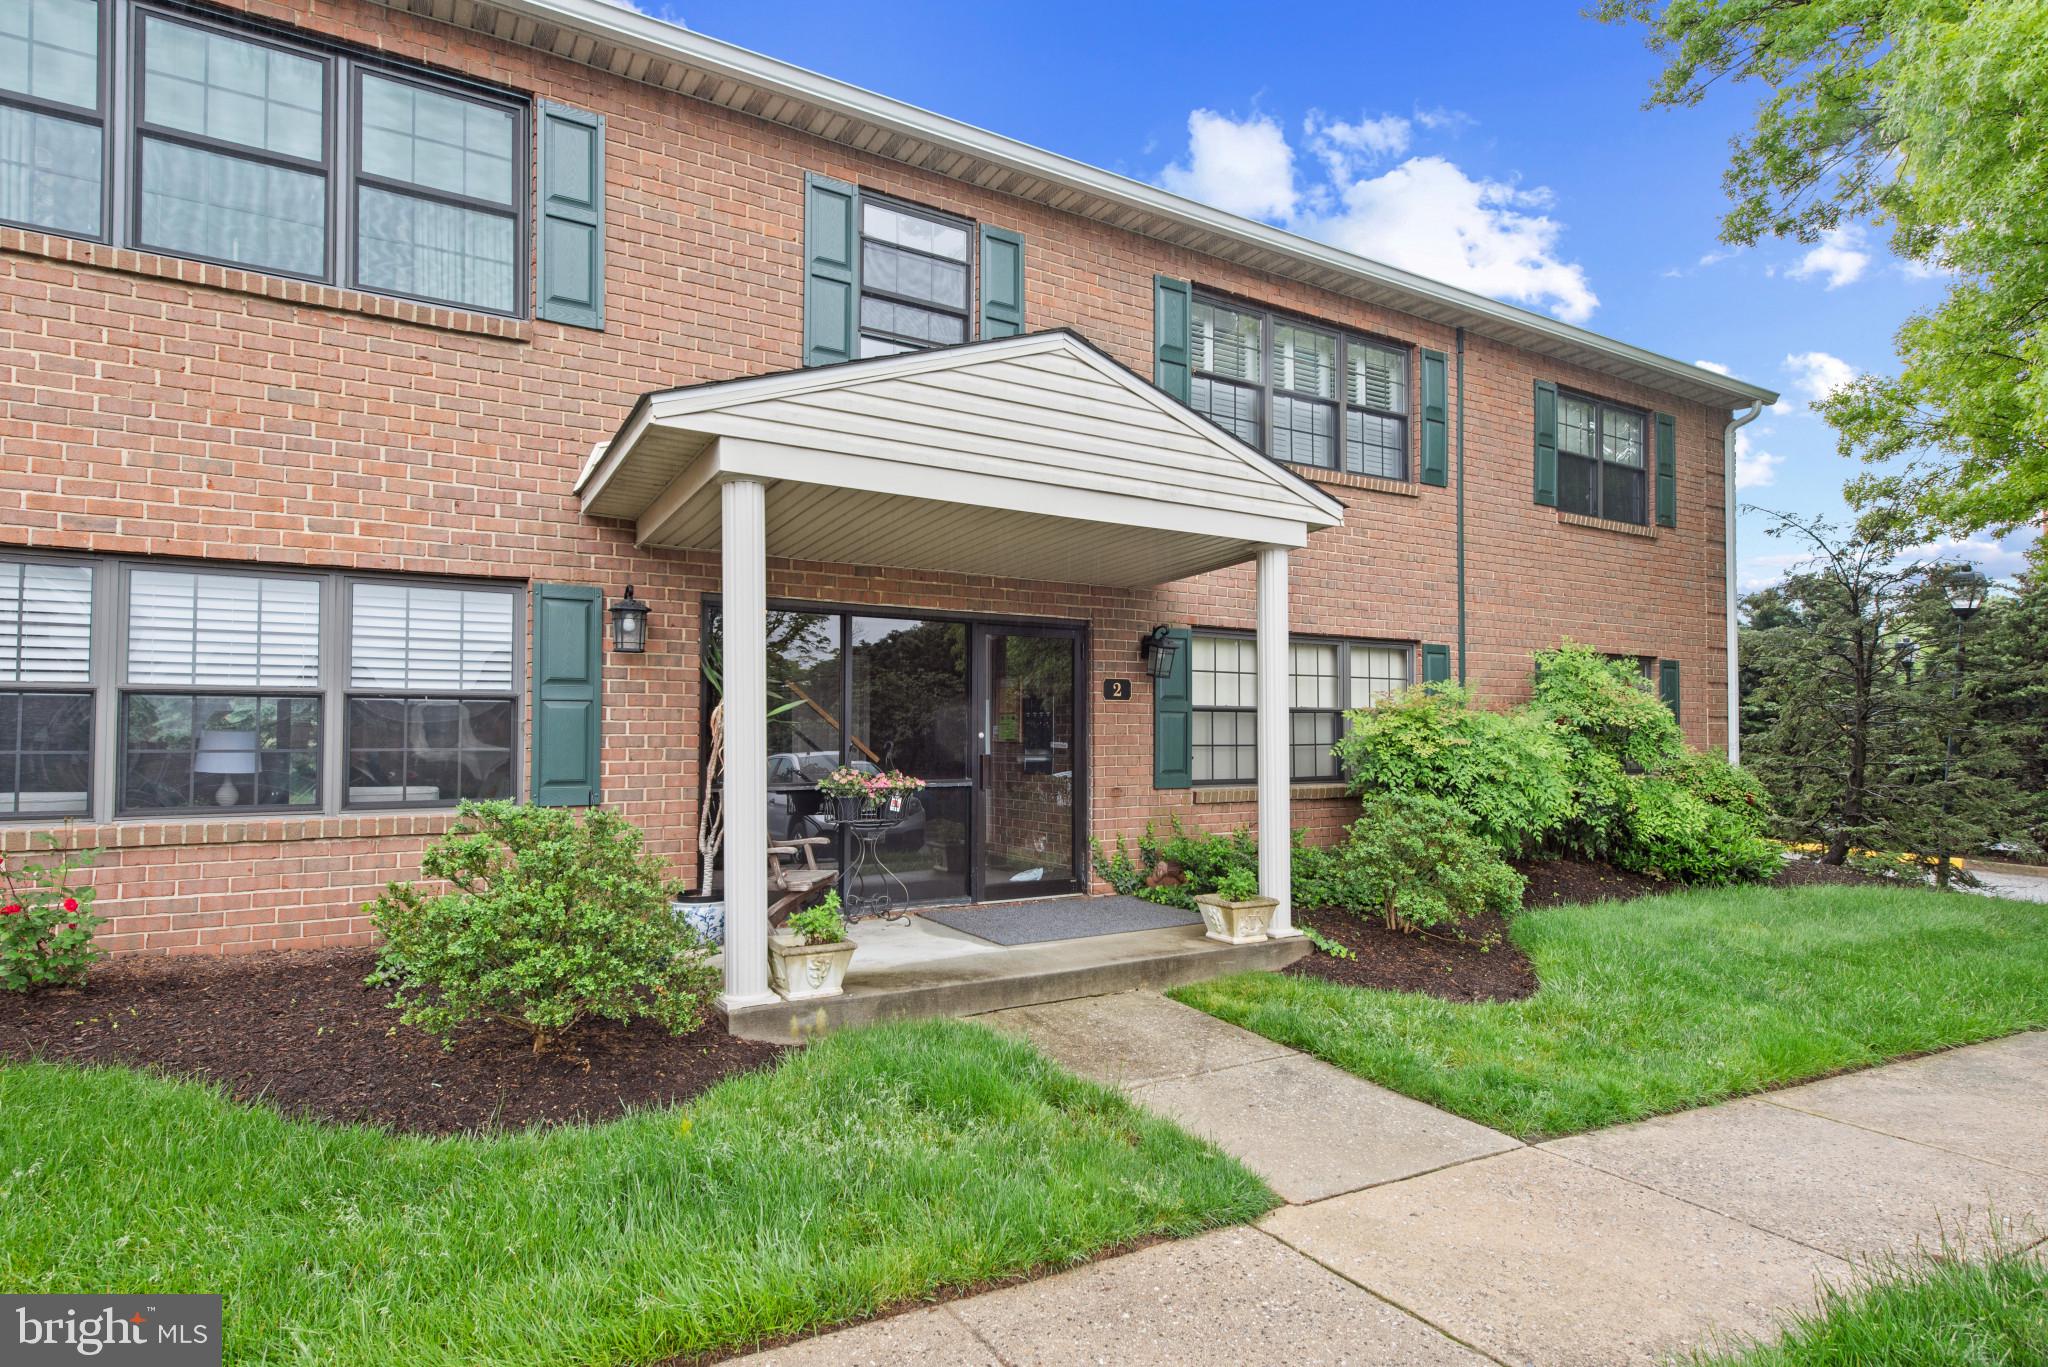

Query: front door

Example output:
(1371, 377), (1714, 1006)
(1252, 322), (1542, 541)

(976, 627), (1083, 900)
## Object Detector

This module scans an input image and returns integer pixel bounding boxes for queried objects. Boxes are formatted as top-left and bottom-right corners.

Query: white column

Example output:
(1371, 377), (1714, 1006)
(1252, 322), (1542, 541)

(719, 478), (777, 1009)
(1256, 545), (1297, 936)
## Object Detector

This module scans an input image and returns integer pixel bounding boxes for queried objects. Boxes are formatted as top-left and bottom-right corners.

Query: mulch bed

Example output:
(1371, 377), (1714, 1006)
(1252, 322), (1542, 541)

(1286, 855), (1891, 1003)
(0, 948), (783, 1137)
(1283, 904), (1537, 1002)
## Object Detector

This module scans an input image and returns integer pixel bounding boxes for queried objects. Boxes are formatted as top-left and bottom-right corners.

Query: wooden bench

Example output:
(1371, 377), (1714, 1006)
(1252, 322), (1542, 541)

(767, 836), (839, 926)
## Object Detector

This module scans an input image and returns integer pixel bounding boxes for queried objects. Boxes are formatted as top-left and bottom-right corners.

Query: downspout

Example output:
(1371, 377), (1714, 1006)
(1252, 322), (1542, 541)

(1455, 327), (1468, 684)
(1723, 402), (1764, 765)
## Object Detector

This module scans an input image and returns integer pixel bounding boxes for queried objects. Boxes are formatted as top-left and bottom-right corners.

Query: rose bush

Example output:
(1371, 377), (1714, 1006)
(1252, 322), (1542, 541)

(0, 839), (104, 992)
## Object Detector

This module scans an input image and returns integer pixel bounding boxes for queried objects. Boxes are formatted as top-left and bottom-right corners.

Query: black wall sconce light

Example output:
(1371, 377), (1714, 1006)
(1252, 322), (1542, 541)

(1139, 624), (1181, 680)
(610, 584), (651, 653)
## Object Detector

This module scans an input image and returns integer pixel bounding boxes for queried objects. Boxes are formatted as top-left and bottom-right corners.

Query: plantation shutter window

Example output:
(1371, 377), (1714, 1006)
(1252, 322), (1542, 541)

(531, 582), (602, 806)
(346, 581), (518, 808)
(1189, 298), (1263, 447)
(0, 560), (94, 818)
(1345, 340), (1409, 479)
(1654, 411), (1677, 527)
(1551, 388), (1652, 525)
(1152, 275), (1192, 403)
(1268, 322), (1338, 469)
(978, 224), (1025, 338)
(126, 569), (321, 687)
(535, 101), (605, 328)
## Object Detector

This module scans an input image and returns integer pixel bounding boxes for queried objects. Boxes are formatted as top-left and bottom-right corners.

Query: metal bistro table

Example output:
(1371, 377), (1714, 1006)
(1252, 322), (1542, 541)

(836, 799), (910, 925)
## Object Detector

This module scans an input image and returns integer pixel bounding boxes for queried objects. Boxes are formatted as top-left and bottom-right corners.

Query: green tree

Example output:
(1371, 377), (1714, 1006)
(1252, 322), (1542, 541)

(1967, 549), (2048, 856)
(1600, 0), (2048, 537)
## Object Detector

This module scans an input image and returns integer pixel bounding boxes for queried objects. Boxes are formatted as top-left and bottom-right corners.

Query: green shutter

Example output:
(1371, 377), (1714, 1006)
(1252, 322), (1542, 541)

(1533, 380), (1559, 507)
(1152, 626), (1193, 789)
(803, 173), (858, 367)
(532, 583), (603, 806)
(1659, 659), (1681, 717)
(1422, 643), (1451, 684)
(536, 102), (605, 329)
(1419, 348), (1448, 486)
(1153, 275), (1192, 404)
(1654, 411), (1677, 527)
(979, 225), (1025, 338)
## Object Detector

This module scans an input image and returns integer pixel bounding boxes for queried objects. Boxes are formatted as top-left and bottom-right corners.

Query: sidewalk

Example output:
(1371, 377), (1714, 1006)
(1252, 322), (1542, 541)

(732, 996), (2048, 1366)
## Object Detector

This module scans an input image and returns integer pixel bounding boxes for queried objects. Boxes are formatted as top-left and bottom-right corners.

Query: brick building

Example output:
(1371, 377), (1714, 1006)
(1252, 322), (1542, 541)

(0, 0), (1776, 1005)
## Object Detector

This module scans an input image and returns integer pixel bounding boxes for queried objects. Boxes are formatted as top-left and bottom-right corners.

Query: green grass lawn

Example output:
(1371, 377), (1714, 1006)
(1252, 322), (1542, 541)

(1174, 883), (2048, 1140)
(0, 1019), (1271, 1365)
(1696, 1248), (2048, 1365)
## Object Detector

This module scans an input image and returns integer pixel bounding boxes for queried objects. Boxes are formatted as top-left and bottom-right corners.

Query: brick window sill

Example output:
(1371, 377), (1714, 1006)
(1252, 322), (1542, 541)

(1303, 469), (1422, 498)
(1558, 510), (1658, 539)
(0, 808), (462, 853)
(1193, 782), (1350, 804)
(1, 227), (534, 343)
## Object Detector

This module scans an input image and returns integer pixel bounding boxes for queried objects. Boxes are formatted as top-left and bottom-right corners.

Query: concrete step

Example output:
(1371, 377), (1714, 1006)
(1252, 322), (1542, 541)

(722, 922), (1309, 1044)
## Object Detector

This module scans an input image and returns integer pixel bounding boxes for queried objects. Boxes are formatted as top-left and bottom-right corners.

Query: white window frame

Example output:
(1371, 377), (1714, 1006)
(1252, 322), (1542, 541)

(1190, 630), (1416, 786)
(0, 551), (525, 825)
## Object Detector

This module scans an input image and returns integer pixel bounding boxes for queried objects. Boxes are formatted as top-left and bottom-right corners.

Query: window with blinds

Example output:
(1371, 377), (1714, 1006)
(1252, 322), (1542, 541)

(126, 569), (321, 687)
(1190, 632), (1414, 785)
(0, 560), (94, 817)
(345, 580), (517, 808)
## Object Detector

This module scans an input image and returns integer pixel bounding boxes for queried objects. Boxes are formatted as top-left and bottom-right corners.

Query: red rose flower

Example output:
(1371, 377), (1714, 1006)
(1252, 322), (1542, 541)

(1, 904), (19, 916)
(62, 897), (78, 912)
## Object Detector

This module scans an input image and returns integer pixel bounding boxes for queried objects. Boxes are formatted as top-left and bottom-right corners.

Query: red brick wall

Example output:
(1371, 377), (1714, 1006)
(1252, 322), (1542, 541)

(0, 0), (1732, 953)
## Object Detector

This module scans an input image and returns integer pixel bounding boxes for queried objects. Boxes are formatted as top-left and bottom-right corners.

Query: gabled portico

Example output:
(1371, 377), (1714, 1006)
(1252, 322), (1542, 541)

(577, 330), (1344, 1013)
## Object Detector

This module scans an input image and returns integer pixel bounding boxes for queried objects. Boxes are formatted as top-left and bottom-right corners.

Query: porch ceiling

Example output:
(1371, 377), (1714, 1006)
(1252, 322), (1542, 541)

(576, 331), (1345, 588)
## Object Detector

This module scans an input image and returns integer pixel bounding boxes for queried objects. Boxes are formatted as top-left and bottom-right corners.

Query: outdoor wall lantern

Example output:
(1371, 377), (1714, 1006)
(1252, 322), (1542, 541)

(1139, 625), (1181, 680)
(610, 584), (651, 653)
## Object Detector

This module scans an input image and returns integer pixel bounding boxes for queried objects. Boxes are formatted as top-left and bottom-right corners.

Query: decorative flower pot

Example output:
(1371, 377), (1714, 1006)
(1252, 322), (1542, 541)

(833, 795), (864, 824)
(1193, 892), (1275, 945)
(767, 931), (857, 999)
(672, 896), (725, 949)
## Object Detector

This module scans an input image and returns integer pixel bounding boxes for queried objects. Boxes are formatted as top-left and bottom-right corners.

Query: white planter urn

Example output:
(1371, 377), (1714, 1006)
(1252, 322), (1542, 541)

(1194, 892), (1275, 945)
(768, 931), (857, 1000)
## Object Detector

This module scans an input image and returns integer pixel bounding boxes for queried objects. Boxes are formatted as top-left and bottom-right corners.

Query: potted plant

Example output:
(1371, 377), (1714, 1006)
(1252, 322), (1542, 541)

(681, 633), (806, 948)
(1193, 867), (1274, 945)
(767, 890), (856, 1000)
(815, 766), (927, 827)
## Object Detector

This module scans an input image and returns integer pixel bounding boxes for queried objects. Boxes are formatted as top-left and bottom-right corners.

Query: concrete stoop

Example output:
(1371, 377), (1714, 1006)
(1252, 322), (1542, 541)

(722, 923), (1308, 1044)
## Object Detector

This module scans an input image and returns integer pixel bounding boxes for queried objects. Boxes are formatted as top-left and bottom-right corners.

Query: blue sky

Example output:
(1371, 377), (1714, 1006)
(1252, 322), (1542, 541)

(654, 0), (2036, 589)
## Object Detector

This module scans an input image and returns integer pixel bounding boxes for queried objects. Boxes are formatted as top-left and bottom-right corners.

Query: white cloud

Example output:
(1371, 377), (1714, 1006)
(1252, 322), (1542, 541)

(1158, 109), (1298, 221)
(1905, 533), (2036, 582)
(1734, 428), (1783, 491)
(1787, 226), (1870, 289)
(1157, 112), (1598, 324)
(1782, 350), (1858, 411)
(1295, 156), (1598, 324)
(1694, 359), (1733, 376)
(1413, 106), (1475, 133)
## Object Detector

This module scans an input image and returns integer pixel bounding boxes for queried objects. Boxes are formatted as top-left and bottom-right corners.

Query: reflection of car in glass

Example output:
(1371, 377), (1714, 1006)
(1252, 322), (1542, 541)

(767, 752), (926, 847)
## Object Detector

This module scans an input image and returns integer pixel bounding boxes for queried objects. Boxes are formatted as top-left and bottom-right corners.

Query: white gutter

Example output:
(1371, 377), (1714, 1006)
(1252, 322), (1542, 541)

(453, 0), (1777, 410)
(1723, 403), (1764, 764)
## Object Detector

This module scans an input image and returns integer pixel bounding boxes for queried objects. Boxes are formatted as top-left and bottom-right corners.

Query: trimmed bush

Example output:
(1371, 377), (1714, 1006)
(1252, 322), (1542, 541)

(366, 801), (716, 1054)
(1331, 793), (1524, 934)
(1529, 641), (1687, 858)
(1614, 777), (1782, 885)
(1332, 684), (1573, 855)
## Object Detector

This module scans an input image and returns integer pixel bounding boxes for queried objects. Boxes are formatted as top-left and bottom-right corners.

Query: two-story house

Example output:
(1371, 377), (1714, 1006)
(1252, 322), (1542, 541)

(0, 0), (1776, 1015)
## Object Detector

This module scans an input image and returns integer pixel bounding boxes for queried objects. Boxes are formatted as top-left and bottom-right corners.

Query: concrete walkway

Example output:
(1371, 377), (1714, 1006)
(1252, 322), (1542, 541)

(733, 1000), (2048, 1366)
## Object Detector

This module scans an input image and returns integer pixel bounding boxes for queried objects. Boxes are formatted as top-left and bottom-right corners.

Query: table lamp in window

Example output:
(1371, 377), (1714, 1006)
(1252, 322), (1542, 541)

(194, 730), (260, 807)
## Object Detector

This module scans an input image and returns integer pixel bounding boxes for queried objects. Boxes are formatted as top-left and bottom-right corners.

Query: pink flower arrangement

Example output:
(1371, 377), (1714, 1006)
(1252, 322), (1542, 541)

(816, 765), (927, 808)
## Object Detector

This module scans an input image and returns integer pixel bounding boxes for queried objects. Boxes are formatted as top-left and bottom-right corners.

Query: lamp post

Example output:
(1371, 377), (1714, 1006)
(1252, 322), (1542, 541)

(1936, 569), (1989, 888)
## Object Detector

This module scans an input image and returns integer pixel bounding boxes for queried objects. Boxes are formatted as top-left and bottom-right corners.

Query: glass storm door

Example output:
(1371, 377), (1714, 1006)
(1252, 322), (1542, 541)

(977, 629), (1082, 899)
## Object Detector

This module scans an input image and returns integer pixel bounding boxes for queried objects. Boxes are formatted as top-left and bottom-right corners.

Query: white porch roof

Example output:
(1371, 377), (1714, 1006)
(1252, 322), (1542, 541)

(575, 331), (1344, 587)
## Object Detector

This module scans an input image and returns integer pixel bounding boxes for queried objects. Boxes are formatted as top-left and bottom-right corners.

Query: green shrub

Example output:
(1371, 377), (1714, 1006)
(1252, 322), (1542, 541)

(0, 839), (103, 992)
(1528, 642), (1687, 857)
(1332, 793), (1524, 934)
(1291, 839), (1382, 914)
(366, 801), (716, 1054)
(785, 890), (847, 944)
(1211, 867), (1260, 901)
(1613, 777), (1782, 885)
(1332, 685), (1573, 855)
(1659, 749), (1774, 837)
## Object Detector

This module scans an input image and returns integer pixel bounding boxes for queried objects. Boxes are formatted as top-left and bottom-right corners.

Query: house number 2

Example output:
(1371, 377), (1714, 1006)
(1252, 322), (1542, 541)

(1102, 679), (1133, 701)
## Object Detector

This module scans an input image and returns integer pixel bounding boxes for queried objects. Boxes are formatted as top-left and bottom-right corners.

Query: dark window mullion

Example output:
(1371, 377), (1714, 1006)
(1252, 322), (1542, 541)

(352, 169), (516, 220)
(133, 120), (329, 176)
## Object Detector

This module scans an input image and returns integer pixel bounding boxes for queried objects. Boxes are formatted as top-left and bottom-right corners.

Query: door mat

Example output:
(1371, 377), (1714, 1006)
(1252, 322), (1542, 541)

(920, 895), (1201, 946)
